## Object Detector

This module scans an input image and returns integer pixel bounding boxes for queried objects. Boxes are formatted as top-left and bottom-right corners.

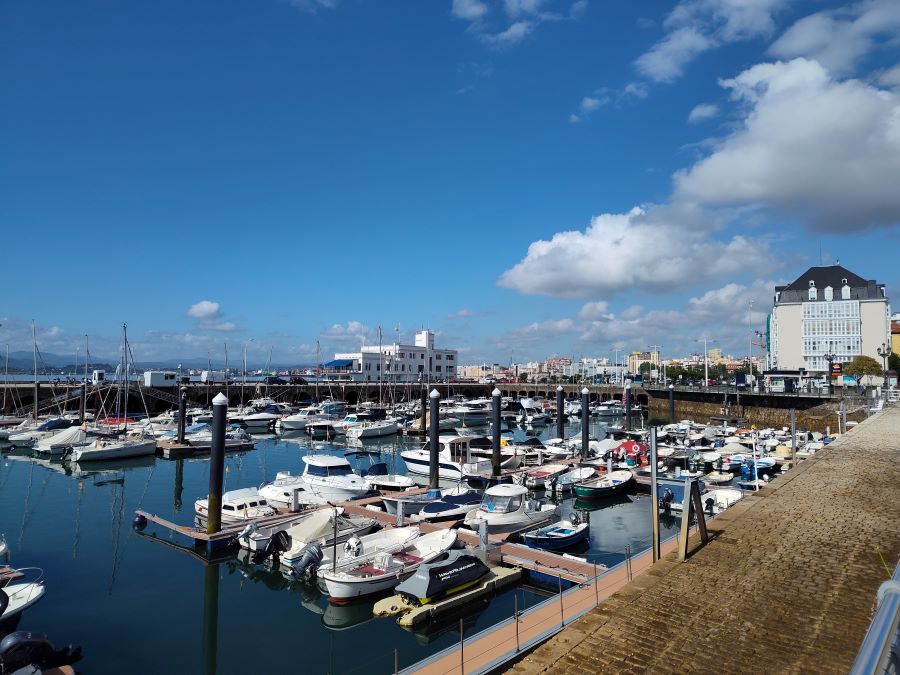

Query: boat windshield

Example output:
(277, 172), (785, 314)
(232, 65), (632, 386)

(306, 464), (352, 477)
(480, 493), (522, 514)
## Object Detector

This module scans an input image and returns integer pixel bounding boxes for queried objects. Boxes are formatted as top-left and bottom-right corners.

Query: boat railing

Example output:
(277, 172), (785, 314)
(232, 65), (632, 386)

(850, 558), (900, 675)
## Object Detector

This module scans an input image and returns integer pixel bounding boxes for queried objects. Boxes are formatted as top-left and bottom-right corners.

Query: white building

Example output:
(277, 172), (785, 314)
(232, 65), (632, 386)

(767, 265), (890, 373)
(328, 330), (458, 382)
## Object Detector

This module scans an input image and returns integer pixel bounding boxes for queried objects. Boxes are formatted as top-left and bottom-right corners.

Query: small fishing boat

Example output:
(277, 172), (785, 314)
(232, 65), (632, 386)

(573, 469), (634, 500)
(394, 549), (490, 605)
(7, 418), (71, 448)
(462, 484), (557, 534)
(523, 464), (569, 490)
(319, 528), (458, 603)
(266, 509), (380, 562)
(33, 427), (91, 457)
(522, 515), (589, 551)
(551, 467), (596, 494)
(195, 487), (275, 524)
(258, 471), (328, 509)
(702, 471), (734, 485)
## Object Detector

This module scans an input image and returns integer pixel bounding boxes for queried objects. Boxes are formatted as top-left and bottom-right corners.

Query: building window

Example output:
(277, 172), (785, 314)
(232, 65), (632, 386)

(824, 286), (833, 301)
(436, 366), (442, 372)
(809, 286), (817, 300)
(436, 354), (442, 360)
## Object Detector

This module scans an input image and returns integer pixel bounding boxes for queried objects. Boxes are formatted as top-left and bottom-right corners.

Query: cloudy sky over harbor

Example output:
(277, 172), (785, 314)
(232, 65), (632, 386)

(3, 0), (900, 365)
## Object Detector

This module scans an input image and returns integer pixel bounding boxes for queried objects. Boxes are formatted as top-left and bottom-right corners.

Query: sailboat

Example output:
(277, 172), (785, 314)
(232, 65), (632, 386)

(72, 324), (156, 462)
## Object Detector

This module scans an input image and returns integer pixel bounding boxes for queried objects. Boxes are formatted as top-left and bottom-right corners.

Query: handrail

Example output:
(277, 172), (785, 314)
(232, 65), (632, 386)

(850, 561), (900, 675)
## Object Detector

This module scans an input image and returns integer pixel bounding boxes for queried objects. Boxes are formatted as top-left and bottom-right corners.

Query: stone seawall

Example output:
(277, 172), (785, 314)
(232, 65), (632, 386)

(647, 395), (868, 433)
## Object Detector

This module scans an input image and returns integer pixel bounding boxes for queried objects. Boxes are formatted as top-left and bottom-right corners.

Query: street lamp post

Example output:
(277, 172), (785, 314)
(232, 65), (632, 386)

(697, 338), (713, 388)
(877, 343), (890, 375)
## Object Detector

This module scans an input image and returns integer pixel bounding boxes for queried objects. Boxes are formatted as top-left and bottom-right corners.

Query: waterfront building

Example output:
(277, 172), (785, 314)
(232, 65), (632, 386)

(892, 320), (900, 356)
(327, 330), (457, 383)
(627, 350), (660, 374)
(767, 264), (891, 373)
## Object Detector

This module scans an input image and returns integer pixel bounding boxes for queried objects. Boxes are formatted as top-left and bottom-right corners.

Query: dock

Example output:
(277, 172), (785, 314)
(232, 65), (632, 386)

(502, 406), (900, 675)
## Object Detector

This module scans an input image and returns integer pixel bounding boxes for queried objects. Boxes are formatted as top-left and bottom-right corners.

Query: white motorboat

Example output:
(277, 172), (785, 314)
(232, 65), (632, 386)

(258, 471), (329, 509)
(277, 406), (333, 431)
(462, 484), (557, 534)
(346, 419), (401, 439)
(195, 487), (275, 524)
(300, 455), (370, 501)
(362, 465), (417, 492)
(441, 399), (490, 426)
(670, 488), (743, 515)
(248, 509), (378, 556)
(33, 426), (91, 456)
(70, 434), (157, 462)
(319, 528), (457, 603)
(401, 436), (521, 481)
(307, 525), (421, 573)
(0, 571), (45, 620)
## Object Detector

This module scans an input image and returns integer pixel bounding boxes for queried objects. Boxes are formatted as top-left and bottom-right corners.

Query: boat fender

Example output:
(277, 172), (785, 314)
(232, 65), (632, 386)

(344, 536), (362, 558)
(132, 513), (148, 531)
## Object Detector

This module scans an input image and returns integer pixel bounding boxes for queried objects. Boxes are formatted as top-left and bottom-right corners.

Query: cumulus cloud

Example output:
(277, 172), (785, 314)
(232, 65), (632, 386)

(688, 103), (719, 123)
(285, 0), (339, 13)
(187, 301), (221, 320)
(769, 0), (900, 76)
(636, 0), (787, 83)
(205, 321), (238, 333)
(498, 205), (772, 298)
(452, 0), (586, 48)
(320, 321), (374, 343)
(674, 58), (900, 231)
(494, 318), (576, 348)
(569, 83), (648, 123)
(879, 64), (900, 89)
(452, 0), (489, 20)
(577, 301), (610, 320)
(448, 309), (474, 319)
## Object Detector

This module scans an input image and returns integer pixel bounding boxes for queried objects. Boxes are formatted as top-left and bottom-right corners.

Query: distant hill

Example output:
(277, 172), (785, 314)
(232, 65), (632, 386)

(4, 350), (311, 372)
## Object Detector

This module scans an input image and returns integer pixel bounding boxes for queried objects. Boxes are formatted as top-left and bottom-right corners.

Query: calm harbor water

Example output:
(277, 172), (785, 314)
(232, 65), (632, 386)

(0, 419), (676, 674)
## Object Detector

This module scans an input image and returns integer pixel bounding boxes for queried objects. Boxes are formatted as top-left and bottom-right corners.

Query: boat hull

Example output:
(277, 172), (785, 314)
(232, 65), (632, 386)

(72, 439), (157, 462)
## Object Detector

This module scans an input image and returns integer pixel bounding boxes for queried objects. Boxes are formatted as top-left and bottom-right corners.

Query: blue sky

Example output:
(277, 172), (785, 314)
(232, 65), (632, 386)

(2, 0), (899, 366)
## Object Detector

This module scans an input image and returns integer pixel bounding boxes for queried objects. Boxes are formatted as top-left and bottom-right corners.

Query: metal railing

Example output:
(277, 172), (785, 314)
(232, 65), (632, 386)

(850, 561), (900, 675)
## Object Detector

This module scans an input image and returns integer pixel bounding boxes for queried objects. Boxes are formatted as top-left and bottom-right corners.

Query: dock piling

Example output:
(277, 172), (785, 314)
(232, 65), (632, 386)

(515, 594), (520, 652)
(429, 389), (440, 490)
(556, 385), (564, 440)
(177, 386), (187, 444)
(650, 426), (660, 562)
(206, 392), (228, 536)
(581, 387), (589, 457)
(492, 388), (501, 477)
(790, 408), (797, 467)
(668, 383), (675, 423)
(625, 382), (632, 432)
(79, 383), (86, 425)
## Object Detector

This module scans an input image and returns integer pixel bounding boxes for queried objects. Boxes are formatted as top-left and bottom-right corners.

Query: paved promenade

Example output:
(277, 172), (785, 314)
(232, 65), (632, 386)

(508, 407), (900, 675)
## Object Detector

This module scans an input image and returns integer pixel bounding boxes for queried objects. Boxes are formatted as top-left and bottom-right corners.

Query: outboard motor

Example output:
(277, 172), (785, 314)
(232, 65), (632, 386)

(343, 536), (362, 558)
(290, 543), (324, 579)
(251, 529), (291, 564)
(0, 631), (82, 673)
(568, 512), (580, 526)
(705, 497), (715, 517)
(658, 488), (675, 513)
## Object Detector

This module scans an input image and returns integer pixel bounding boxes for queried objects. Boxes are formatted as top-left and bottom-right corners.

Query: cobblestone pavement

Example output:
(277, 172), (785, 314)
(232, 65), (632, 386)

(508, 408), (900, 675)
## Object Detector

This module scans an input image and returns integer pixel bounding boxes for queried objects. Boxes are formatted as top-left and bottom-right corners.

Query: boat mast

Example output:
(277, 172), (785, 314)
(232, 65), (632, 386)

(378, 325), (383, 406)
(224, 341), (229, 405)
(315, 340), (320, 403)
(3, 343), (8, 413)
(122, 323), (128, 433)
(32, 320), (38, 421)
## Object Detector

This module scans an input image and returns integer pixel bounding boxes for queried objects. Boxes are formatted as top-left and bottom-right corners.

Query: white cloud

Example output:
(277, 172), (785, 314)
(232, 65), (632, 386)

(494, 318), (576, 348)
(504, 0), (545, 17)
(452, 0), (489, 20)
(286, 0), (339, 13)
(675, 58), (900, 231)
(320, 321), (373, 343)
(769, 0), (900, 76)
(620, 305), (644, 320)
(448, 309), (474, 318)
(688, 103), (719, 123)
(187, 301), (221, 320)
(205, 321), (238, 333)
(636, 0), (787, 83)
(879, 64), (900, 88)
(636, 27), (713, 83)
(483, 20), (535, 46)
(622, 81), (649, 99)
(577, 301), (610, 320)
(569, 84), (645, 123)
(498, 205), (772, 298)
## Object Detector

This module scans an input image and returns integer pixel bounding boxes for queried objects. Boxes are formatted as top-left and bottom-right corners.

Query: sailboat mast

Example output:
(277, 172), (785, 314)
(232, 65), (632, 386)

(224, 342), (229, 405)
(32, 320), (38, 421)
(122, 323), (128, 432)
(378, 326), (383, 406)
(3, 343), (8, 413)
(315, 340), (320, 403)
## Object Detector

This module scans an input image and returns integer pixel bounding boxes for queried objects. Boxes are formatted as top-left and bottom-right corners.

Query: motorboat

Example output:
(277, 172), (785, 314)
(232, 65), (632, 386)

(195, 487), (275, 524)
(462, 484), (557, 534)
(417, 489), (483, 522)
(277, 406), (334, 431)
(292, 525), (420, 575)
(257, 509), (380, 562)
(441, 399), (490, 426)
(319, 528), (458, 603)
(346, 419), (401, 439)
(573, 469), (634, 500)
(401, 436), (521, 482)
(360, 462), (417, 492)
(523, 515), (589, 551)
(0, 567), (45, 621)
(300, 455), (370, 501)
(523, 464), (569, 490)
(381, 487), (444, 517)
(258, 471), (328, 509)
(70, 433), (157, 462)
(669, 488), (743, 515)
(394, 549), (490, 605)
(33, 427), (91, 457)
(551, 466), (596, 494)
(593, 400), (625, 418)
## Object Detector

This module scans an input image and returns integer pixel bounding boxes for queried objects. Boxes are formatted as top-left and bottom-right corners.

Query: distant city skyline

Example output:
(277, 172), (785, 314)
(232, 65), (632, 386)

(2, 1), (899, 364)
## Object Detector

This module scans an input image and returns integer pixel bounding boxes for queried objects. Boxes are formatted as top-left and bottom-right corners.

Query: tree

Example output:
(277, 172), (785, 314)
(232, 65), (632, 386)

(638, 362), (653, 377)
(518, 373), (529, 383)
(889, 352), (900, 373)
(844, 355), (883, 382)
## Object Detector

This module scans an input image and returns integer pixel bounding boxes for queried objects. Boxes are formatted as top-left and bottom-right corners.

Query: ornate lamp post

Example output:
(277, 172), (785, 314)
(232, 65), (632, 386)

(824, 351), (836, 395)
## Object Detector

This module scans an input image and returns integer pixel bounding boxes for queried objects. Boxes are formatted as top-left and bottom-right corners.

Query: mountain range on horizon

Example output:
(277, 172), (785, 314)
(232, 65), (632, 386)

(2, 351), (312, 372)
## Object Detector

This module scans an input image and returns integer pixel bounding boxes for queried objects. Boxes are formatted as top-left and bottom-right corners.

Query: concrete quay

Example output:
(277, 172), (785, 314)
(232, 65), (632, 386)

(507, 406), (900, 675)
